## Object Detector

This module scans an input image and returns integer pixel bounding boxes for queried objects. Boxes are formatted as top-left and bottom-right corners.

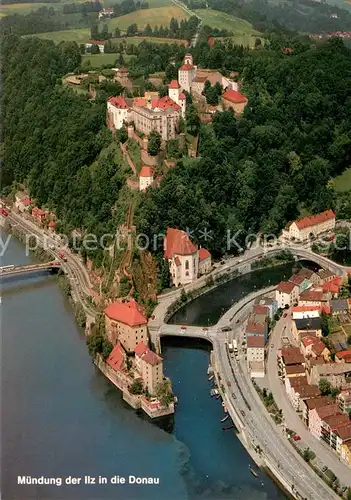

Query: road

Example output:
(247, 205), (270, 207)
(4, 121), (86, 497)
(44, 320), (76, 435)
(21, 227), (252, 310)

(6, 210), (97, 319)
(213, 334), (339, 500)
(267, 315), (351, 486)
(171, 0), (202, 47)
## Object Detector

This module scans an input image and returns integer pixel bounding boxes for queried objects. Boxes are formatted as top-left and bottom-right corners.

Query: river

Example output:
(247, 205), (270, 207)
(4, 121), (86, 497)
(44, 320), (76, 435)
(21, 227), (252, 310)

(1, 231), (288, 500)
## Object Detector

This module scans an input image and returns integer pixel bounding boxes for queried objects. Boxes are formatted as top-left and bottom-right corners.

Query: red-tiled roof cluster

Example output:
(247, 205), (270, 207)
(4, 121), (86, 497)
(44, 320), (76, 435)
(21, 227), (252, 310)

(222, 89), (248, 104)
(104, 300), (147, 326)
(289, 274), (306, 286)
(292, 305), (321, 313)
(87, 40), (106, 45)
(164, 228), (198, 258)
(246, 321), (266, 335)
(286, 364), (306, 375)
(153, 95), (181, 112)
(32, 207), (47, 217)
(294, 210), (335, 230)
(299, 288), (324, 302)
(280, 347), (305, 365)
(253, 305), (269, 315)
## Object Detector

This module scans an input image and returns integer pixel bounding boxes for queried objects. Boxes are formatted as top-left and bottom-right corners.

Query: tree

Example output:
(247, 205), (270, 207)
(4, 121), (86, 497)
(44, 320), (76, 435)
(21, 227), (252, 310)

(165, 63), (177, 82)
(127, 23), (138, 36)
(147, 130), (161, 156)
(114, 27), (121, 38)
(91, 24), (99, 40)
(320, 311), (330, 337)
(319, 378), (331, 395)
(156, 380), (173, 407)
(330, 387), (340, 399)
(255, 37), (262, 48)
(185, 104), (200, 136)
(130, 379), (143, 394)
(303, 447), (315, 462)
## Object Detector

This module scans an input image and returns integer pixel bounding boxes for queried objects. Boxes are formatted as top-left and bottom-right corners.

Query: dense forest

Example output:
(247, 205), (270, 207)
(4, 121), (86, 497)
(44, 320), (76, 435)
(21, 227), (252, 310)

(135, 38), (351, 256)
(1, 35), (351, 267)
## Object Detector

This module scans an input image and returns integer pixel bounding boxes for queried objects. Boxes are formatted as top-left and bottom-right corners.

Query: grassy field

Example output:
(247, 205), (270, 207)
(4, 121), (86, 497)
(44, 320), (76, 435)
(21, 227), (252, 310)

(28, 28), (91, 42)
(196, 8), (261, 35)
(103, 0), (171, 6)
(114, 36), (188, 45)
(332, 168), (351, 192)
(220, 34), (263, 48)
(105, 6), (188, 30)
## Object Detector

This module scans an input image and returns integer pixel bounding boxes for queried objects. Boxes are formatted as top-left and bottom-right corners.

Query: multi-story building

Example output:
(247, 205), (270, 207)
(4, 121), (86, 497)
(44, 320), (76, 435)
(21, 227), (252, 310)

(275, 281), (299, 308)
(309, 403), (340, 438)
(330, 299), (349, 315)
(254, 297), (278, 320)
(168, 80), (186, 117)
(104, 299), (148, 353)
(335, 350), (351, 364)
(222, 89), (248, 114)
(320, 413), (350, 452)
(286, 378), (320, 412)
(284, 210), (335, 241)
(301, 396), (333, 427)
(291, 305), (321, 320)
(337, 389), (351, 413)
(245, 318), (267, 343)
(134, 341), (163, 396)
(288, 274), (311, 293)
(298, 288), (325, 307)
(246, 335), (265, 364)
(178, 53), (196, 92)
(163, 228), (211, 287)
(296, 268), (320, 286)
(300, 335), (330, 361)
(309, 363), (351, 388)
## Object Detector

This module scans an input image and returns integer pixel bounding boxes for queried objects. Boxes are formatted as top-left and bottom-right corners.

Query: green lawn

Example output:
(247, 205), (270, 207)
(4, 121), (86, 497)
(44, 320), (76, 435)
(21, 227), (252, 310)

(105, 6), (188, 30)
(220, 34), (264, 48)
(103, 0), (171, 6)
(332, 167), (351, 193)
(28, 28), (91, 43)
(196, 8), (261, 35)
(113, 36), (187, 45)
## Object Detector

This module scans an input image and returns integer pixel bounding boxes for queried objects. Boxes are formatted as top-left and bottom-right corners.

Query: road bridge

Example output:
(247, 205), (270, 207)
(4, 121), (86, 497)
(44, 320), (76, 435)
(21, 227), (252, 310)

(0, 260), (61, 278)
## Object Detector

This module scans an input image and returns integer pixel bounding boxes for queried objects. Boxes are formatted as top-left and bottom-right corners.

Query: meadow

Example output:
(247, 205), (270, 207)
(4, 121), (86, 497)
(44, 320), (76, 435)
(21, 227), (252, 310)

(332, 168), (351, 192)
(196, 8), (261, 35)
(105, 6), (188, 31)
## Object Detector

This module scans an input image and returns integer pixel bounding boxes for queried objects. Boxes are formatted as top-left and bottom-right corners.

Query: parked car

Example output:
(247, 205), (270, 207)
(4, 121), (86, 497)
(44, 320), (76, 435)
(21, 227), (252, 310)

(322, 466), (328, 472)
(271, 344), (274, 349)
(240, 410), (245, 416)
(221, 326), (231, 332)
(180, 325), (187, 330)
(283, 313), (287, 318)
(293, 435), (301, 441)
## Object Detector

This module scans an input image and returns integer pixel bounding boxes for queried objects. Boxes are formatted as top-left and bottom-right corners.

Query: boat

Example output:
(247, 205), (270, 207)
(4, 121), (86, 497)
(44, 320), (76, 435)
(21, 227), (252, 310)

(210, 388), (218, 397)
(249, 466), (258, 478)
(222, 425), (234, 431)
(208, 374), (214, 382)
(207, 365), (213, 376)
(216, 394), (221, 399)
(221, 415), (229, 423)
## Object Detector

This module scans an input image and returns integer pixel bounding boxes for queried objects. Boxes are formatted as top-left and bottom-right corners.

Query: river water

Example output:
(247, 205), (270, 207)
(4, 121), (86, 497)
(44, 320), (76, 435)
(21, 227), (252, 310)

(1, 231), (288, 500)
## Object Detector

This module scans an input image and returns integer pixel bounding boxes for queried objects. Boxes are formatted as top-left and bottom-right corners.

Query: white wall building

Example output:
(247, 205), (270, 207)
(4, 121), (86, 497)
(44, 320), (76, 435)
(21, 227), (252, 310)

(139, 166), (153, 191)
(275, 281), (299, 308)
(285, 210), (335, 241)
(178, 54), (196, 93)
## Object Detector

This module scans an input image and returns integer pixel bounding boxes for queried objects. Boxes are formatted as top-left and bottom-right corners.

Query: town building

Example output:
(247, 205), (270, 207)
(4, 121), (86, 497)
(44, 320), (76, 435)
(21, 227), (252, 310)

(178, 53), (196, 93)
(292, 316), (322, 342)
(309, 363), (351, 388)
(317, 269), (337, 284)
(295, 268), (320, 286)
(254, 297), (278, 320)
(15, 192), (32, 212)
(337, 389), (351, 413)
(288, 274), (311, 293)
(300, 335), (330, 361)
(298, 287), (326, 307)
(104, 299), (148, 352)
(139, 165), (153, 191)
(321, 414), (350, 452)
(222, 89), (248, 114)
(163, 228), (211, 287)
(32, 207), (48, 224)
(286, 377), (320, 412)
(285, 364), (306, 379)
(309, 403), (340, 438)
(135, 341), (163, 396)
(336, 350), (351, 364)
(275, 281), (299, 308)
(99, 7), (114, 18)
(249, 360), (265, 378)
(283, 210), (336, 242)
(168, 80), (186, 117)
(291, 305), (321, 320)
(85, 40), (106, 53)
(301, 396), (333, 427)
(245, 317), (267, 342)
(340, 440), (351, 466)
(330, 299), (349, 315)
(246, 335), (265, 364)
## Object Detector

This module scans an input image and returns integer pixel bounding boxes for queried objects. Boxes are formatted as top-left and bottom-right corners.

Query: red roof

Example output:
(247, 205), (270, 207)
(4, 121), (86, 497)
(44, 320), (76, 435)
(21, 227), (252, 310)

(21, 197), (31, 206)
(299, 289), (324, 302)
(138, 347), (162, 366)
(108, 96), (128, 109)
(180, 63), (194, 71)
(179, 92), (186, 100)
(246, 321), (265, 335)
(48, 220), (56, 227)
(247, 336), (265, 348)
(104, 300), (147, 326)
(32, 207), (47, 216)
(153, 95), (181, 112)
(134, 341), (148, 357)
(323, 282), (339, 294)
(164, 228), (197, 258)
(289, 274), (306, 286)
(106, 343), (125, 372)
(199, 248), (211, 261)
(253, 305), (269, 315)
(323, 413), (349, 430)
(315, 403), (340, 419)
(169, 80), (180, 89)
(292, 305), (321, 313)
(223, 89), (248, 104)
(277, 281), (297, 294)
(336, 350), (351, 362)
(87, 40), (106, 45)
(295, 210), (335, 230)
(140, 166), (153, 178)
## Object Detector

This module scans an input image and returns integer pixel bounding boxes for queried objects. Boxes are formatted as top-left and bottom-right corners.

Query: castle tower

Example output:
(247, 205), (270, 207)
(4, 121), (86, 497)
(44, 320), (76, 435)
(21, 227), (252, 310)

(184, 53), (193, 65)
(168, 80), (186, 118)
(178, 55), (196, 94)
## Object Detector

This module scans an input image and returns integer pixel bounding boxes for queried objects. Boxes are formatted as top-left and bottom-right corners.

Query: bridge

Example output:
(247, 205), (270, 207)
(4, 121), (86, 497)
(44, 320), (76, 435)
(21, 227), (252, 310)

(0, 260), (61, 278)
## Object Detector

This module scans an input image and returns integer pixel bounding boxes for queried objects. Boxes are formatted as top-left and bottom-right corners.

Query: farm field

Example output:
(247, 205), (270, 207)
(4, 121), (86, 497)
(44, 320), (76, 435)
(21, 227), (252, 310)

(105, 6), (189, 30)
(196, 9), (261, 35)
(332, 167), (351, 192)
(103, 0), (171, 6)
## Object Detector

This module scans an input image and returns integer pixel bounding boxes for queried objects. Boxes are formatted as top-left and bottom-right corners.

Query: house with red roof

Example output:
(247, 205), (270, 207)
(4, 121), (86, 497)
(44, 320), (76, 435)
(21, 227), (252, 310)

(222, 89), (248, 115)
(309, 403), (340, 438)
(286, 210), (335, 242)
(104, 299), (148, 352)
(15, 192), (32, 212)
(32, 207), (48, 224)
(275, 281), (299, 308)
(85, 40), (106, 53)
(168, 80), (186, 117)
(106, 342), (126, 373)
(336, 350), (351, 364)
(134, 341), (163, 395)
(139, 165), (153, 191)
(164, 228), (211, 286)
(300, 335), (330, 361)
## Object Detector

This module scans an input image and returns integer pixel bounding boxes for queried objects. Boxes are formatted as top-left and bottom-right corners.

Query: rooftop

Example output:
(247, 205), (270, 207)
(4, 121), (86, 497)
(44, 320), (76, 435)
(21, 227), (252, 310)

(106, 343), (126, 372)
(294, 210), (335, 230)
(289, 274), (306, 286)
(134, 341), (148, 357)
(168, 80), (180, 89)
(222, 89), (248, 104)
(323, 413), (349, 429)
(304, 396), (334, 410)
(336, 423), (351, 440)
(285, 364), (306, 375)
(139, 166), (153, 178)
(296, 385), (320, 398)
(104, 300), (147, 326)
(280, 347), (305, 365)
(180, 63), (194, 71)
(336, 350), (351, 362)
(246, 320), (266, 335)
(198, 247), (211, 261)
(164, 228), (197, 258)
(318, 269), (335, 280)
(139, 347), (163, 366)
(330, 299), (349, 312)
(247, 336), (265, 348)
(299, 289), (324, 302)
(315, 403), (340, 419)
(253, 305), (269, 315)
(277, 281), (297, 294)
(297, 268), (315, 280)
(289, 375), (308, 387)
(108, 95), (129, 109)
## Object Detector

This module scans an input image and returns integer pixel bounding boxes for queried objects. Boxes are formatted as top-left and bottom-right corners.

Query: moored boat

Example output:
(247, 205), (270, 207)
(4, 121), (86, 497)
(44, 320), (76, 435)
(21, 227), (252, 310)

(220, 415), (229, 423)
